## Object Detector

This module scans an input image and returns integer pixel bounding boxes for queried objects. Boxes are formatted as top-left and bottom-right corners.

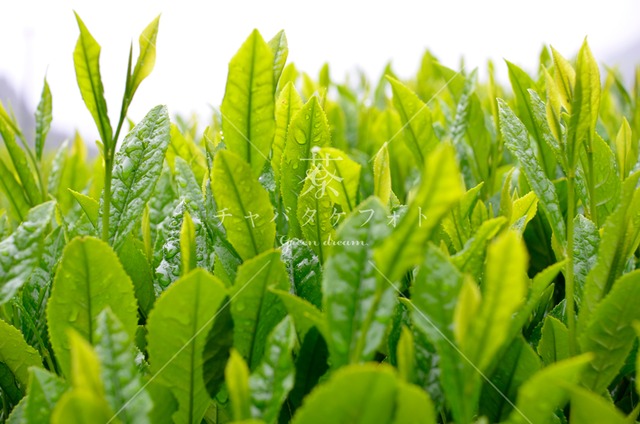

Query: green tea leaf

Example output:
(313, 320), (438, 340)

(47, 236), (138, 377)
(129, 15), (160, 98)
(180, 210), (197, 275)
(146, 269), (227, 424)
(34, 77), (52, 161)
(268, 30), (288, 89)
(292, 364), (434, 424)
(212, 150), (275, 261)
(538, 315), (570, 365)
(506, 61), (555, 176)
(226, 350), (252, 421)
(272, 82), (303, 188)
(572, 215), (599, 305)
(221, 29), (275, 177)
(498, 98), (566, 245)
(323, 197), (392, 367)
(373, 144), (392, 206)
(615, 118), (636, 179)
(281, 97), (332, 237)
(22, 368), (69, 424)
(231, 250), (288, 369)
(0, 201), (54, 304)
(386, 76), (438, 165)
(396, 326), (415, 383)
(202, 298), (234, 399)
(0, 319), (42, 392)
(73, 12), (112, 147)
(480, 336), (541, 423)
(461, 231), (528, 371)
(280, 239), (322, 308)
(0, 119), (41, 205)
(579, 270), (640, 393)
(249, 317), (296, 423)
(108, 104), (171, 250)
(579, 171), (640, 331)
(569, 386), (626, 424)
(505, 354), (592, 424)
(51, 390), (113, 424)
(94, 308), (152, 424)
(296, 168), (335, 262)
(567, 39), (600, 169)
(316, 147), (361, 212)
(117, 236), (155, 317)
(0, 157), (30, 221)
(375, 145), (463, 282)
(272, 289), (326, 341)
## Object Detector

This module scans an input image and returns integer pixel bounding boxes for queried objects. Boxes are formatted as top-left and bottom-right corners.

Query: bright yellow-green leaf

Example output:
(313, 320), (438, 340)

(567, 39), (601, 168)
(147, 269), (227, 424)
(73, 12), (112, 147)
(281, 96), (332, 237)
(537, 315), (570, 366)
(166, 124), (207, 184)
(569, 386), (627, 424)
(461, 231), (528, 371)
(180, 210), (196, 275)
(550, 46), (576, 112)
(0, 115), (41, 206)
(396, 326), (415, 383)
(47, 237), (138, 378)
(267, 30), (288, 89)
(51, 389), (113, 424)
(374, 145), (464, 282)
(226, 349), (251, 422)
(316, 147), (360, 212)
(212, 150), (275, 261)
(453, 276), (481, 346)
(272, 82), (303, 187)
(68, 330), (103, 395)
(297, 166), (335, 263)
(373, 144), (392, 206)
(615, 118), (634, 179)
(0, 319), (42, 390)
(505, 354), (592, 424)
(510, 191), (538, 232)
(221, 29), (275, 177)
(130, 15), (160, 97)
(386, 76), (438, 165)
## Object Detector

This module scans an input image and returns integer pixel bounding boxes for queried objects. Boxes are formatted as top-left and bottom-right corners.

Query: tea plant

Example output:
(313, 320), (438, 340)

(0, 13), (639, 424)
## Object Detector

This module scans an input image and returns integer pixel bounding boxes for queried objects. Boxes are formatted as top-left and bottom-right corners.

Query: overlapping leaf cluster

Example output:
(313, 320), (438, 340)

(0, 15), (639, 424)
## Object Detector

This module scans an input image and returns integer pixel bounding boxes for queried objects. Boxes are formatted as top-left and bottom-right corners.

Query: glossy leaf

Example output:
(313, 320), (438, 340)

(231, 250), (288, 369)
(249, 317), (296, 423)
(281, 97), (332, 237)
(0, 201), (54, 304)
(129, 15), (160, 98)
(94, 309), (152, 423)
(373, 144), (392, 206)
(34, 77), (52, 161)
(460, 231), (528, 371)
(0, 119), (41, 206)
(146, 269), (226, 424)
(73, 12), (112, 146)
(578, 171), (640, 331)
(316, 147), (361, 212)
(0, 319), (42, 392)
(212, 150), (275, 261)
(323, 197), (393, 367)
(221, 29), (275, 177)
(108, 104), (171, 250)
(387, 76), (438, 165)
(47, 236), (138, 377)
(296, 167), (335, 262)
(499, 98), (566, 245)
(579, 270), (640, 393)
(267, 30), (288, 89)
(226, 349), (252, 421)
(272, 82), (303, 187)
(374, 145), (463, 282)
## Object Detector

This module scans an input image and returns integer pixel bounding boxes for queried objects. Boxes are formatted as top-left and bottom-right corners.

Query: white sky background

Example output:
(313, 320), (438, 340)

(1, 0), (640, 143)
